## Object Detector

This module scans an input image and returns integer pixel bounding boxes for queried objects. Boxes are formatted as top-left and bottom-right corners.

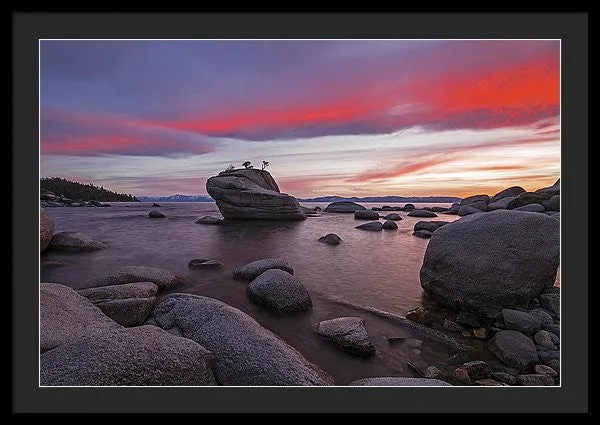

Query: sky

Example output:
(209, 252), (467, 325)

(40, 40), (560, 198)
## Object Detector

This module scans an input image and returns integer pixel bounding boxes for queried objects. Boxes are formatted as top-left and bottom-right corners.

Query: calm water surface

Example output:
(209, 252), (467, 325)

(41, 202), (495, 384)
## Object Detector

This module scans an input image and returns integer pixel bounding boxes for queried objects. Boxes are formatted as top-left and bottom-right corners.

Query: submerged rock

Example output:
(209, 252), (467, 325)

(318, 233), (342, 245)
(86, 266), (183, 290)
(413, 230), (433, 238)
(149, 293), (333, 385)
(420, 210), (560, 320)
(78, 282), (158, 327)
(314, 317), (375, 357)
(195, 216), (224, 225)
(382, 220), (399, 230)
(41, 326), (216, 386)
(188, 259), (224, 269)
(40, 283), (121, 352)
(355, 221), (383, 231)
(148, 211), (166, 218)
(40, 208), (54, 252)
(233, 258), (293, 281)
(407, 210), (438, 217)
(49, 231), (106, 252)
(247, 269), (312, 313)
(206, 169), (305, 220)
(324, 201), (366, 213)
(354, 210), (380, 220)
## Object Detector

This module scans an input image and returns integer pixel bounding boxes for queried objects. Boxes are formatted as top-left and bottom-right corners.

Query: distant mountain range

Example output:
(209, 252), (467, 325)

(137, 194), (461, 203)
(297, 195), (462, 203)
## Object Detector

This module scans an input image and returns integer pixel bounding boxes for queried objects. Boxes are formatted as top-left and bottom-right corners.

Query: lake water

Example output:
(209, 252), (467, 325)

(41, 202), (496, 385)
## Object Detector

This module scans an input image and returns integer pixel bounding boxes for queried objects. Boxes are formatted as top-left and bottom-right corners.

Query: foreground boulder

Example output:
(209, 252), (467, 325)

(247, 269), (312, 313)
(78, 282), (158, 326)
(319, 233), (342, 245)
(41, 326), (216, 386)
(233, 258), (293, 281)
(349, 377), (451, 386)
(149, 293), (333, 385)
(49, 231), (106, 252)
(489, 330), (539, 371)
(40, 283), (121, 352)
(206, 169), (305, 220)
(40, 209), (54, 252)
(324, 201), (366, 213)
(86, 266), (183, 290)
(420, 210), (560, 320)
(314, 317), (375, 357)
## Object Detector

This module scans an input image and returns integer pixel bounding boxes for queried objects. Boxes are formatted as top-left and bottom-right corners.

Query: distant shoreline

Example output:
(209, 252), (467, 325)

(136, 196), (462, 203)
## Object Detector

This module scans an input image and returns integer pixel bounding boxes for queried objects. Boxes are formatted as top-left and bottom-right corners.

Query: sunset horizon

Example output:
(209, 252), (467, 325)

(40, 40), (560, 198)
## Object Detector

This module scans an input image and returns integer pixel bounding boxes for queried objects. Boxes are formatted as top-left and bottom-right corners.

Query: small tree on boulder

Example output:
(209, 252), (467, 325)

(242, 161), (252, 169)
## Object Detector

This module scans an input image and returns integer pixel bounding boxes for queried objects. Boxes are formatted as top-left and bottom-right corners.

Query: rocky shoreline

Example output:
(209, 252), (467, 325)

(39, 173), (560, 386)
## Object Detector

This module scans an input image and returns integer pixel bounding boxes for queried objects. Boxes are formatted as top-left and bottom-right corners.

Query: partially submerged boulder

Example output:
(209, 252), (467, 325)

(206, 169), (305, 220)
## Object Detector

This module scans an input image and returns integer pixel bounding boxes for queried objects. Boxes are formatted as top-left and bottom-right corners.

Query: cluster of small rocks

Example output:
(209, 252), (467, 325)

(41, 191), (111, 208)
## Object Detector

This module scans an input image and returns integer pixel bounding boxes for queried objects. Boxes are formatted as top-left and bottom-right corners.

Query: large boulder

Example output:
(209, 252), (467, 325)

(488, 197), (517, 211)
(40, 209), (54, 252)
(489, 330), (540, 371)
(41, 326), (216, 386)
(420, 210), (560, 320)
(40, 283), (121, 352)
(149, 293), (333, 385)
(78, 282), (158, 326)
(233, 258), (293, 281)
(49, 231), (106, 252)
(85, 266), (183, 290)
(206, 169), (305, 220)
(349, 377), (451, 386)
(507, 192), (552, 209)
(324, 201), (366, 213)
(246, 269), (312, 313)
(460, 194), (490, 205)
(535, 178), (560, 197)
(490, 186), (526, 203)
(314, 317), (375, 357)
(354, 210), (380, 220)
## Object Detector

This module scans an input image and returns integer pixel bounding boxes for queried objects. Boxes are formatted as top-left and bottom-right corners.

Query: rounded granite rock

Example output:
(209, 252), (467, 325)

(349, 377), (451, 386)
(247, 269), (312, 313)
(314, 317), (375, 357)
(420, 210), (560, 320)
(355, 221), (383, 231)
(49, 231), (106, 252)
(149, 293), (333, 385)
(41, 325), (216, 386)
(489, 330), (540, 371)
(382, 220), (399, 230)
(233, 258), (294, 281)
(407, 210), (438, 218)
(318, 233), (342, 245)
(354, 210), (380, 220)
(85, 266), (184, 291)
(324, 201), (366, 213)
